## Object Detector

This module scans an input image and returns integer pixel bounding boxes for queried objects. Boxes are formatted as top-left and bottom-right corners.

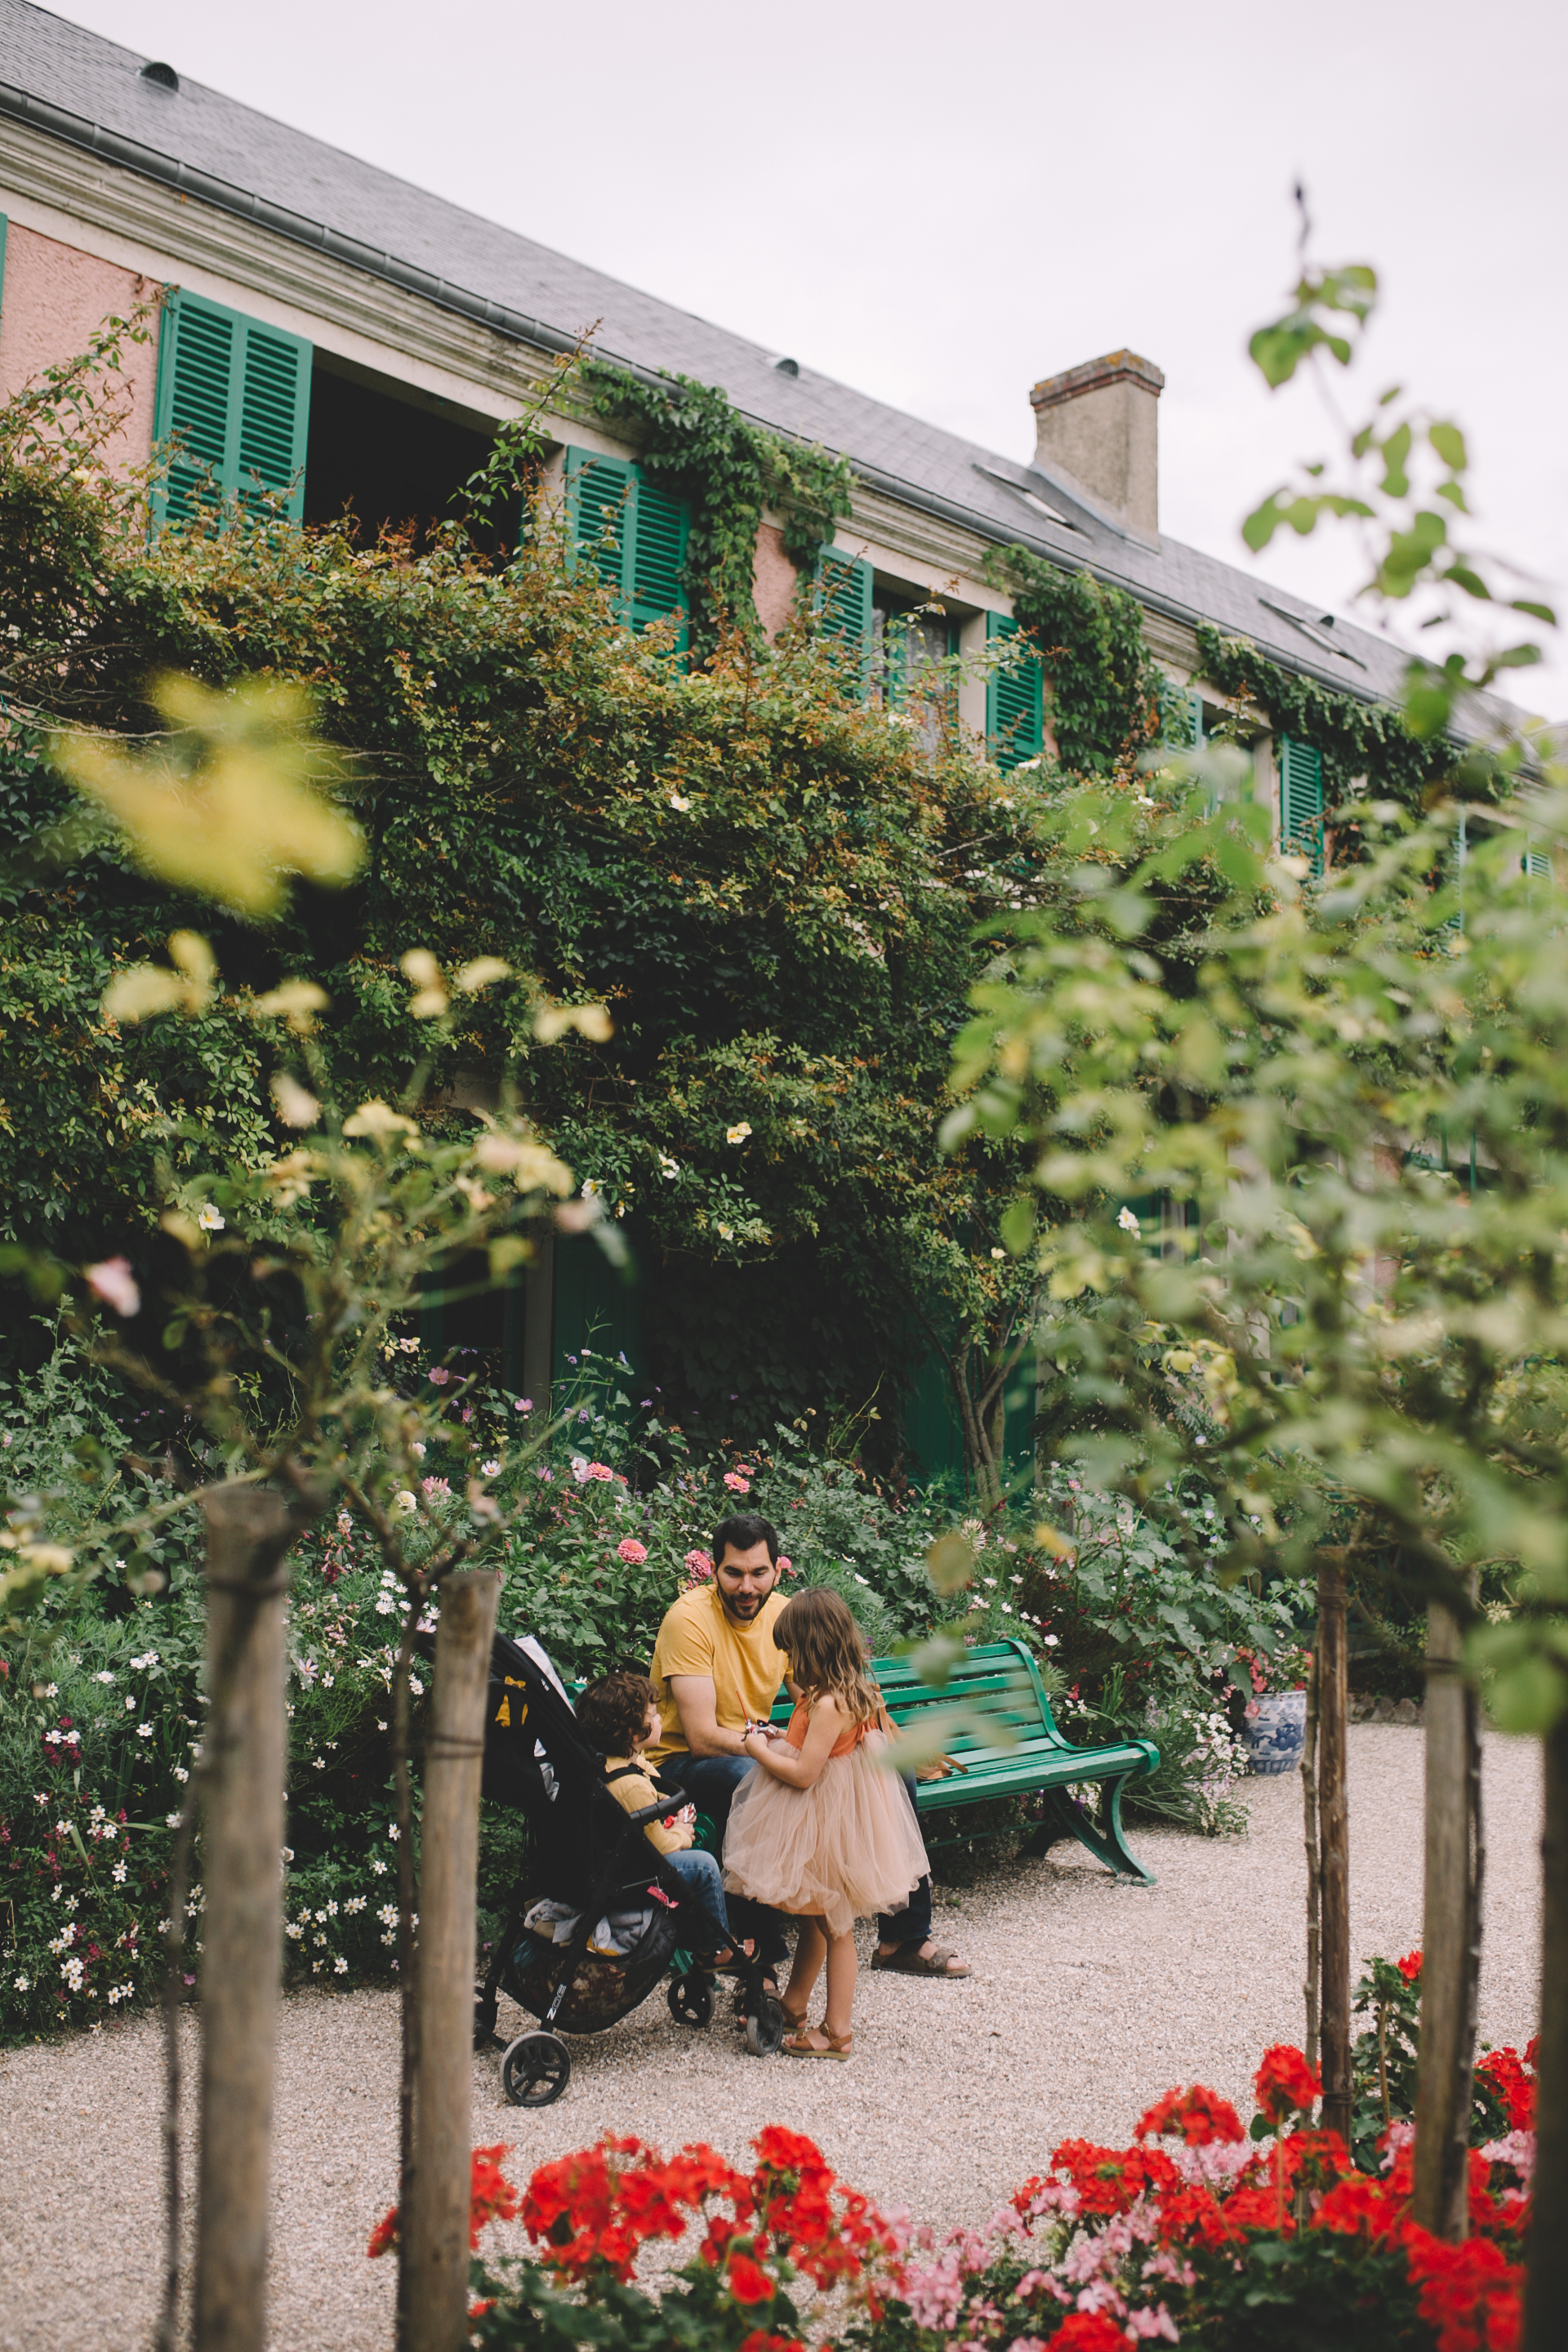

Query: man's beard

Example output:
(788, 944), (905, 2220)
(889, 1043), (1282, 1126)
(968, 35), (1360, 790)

(721, 1589), (766, 1620)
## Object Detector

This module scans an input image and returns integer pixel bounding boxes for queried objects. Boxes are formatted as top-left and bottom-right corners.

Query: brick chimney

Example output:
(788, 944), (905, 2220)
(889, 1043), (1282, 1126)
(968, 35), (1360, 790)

(1029, 350), (1165, 535)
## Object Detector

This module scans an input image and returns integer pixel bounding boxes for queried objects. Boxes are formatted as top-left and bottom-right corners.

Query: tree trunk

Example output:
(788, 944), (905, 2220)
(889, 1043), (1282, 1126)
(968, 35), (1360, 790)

(1317, 1557), (1352, 2142)
(194, 1486), (296, 2352)
(1414, 1591), (1483, 2237)
(1525, 1703), (1568, 2351)
(401, 1570), (501, 2352)
(1302, 1649), (1321, 2074)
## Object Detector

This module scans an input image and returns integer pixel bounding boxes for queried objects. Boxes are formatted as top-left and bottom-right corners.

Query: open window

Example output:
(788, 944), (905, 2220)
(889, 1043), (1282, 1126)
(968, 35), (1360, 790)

(304, 357), (512, 547)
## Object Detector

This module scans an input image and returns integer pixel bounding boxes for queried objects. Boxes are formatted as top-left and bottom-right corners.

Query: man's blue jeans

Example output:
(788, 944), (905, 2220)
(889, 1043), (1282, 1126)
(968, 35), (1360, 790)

(658, 1756), (933, 1961)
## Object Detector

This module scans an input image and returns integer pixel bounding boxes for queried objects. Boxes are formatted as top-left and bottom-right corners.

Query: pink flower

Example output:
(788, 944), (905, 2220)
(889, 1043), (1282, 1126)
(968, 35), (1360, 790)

(428, 1368), (451, 1387)
(515, 1398), (532, 1413)
(586, 1462), (614, 1482)
(684, 1549), (714, 1581)
(421, 1476), (452, 1499)
(85, 1258), (140, 1317)
(777, 1555), (793, 1574)
(617, 1538), (648, 1565)
(724, 1472), (751, 1494)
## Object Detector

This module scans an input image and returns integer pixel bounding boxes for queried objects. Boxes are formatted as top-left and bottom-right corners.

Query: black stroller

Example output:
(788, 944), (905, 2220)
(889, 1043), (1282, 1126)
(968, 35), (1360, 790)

(472, 1628), (786, 2105)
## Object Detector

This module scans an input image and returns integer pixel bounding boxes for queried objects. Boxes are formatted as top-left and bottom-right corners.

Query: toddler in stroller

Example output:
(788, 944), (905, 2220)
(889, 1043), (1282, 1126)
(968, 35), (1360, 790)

(473, 1628), (785, 2104)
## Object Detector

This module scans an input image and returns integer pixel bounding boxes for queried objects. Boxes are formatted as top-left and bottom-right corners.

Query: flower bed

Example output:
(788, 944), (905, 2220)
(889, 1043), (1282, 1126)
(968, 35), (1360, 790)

(381, 2030), (1535, 2352)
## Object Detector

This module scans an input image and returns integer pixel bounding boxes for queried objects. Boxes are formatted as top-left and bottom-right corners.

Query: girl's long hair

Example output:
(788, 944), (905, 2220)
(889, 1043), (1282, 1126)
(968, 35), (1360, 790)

(774, 1588), (880, 1727)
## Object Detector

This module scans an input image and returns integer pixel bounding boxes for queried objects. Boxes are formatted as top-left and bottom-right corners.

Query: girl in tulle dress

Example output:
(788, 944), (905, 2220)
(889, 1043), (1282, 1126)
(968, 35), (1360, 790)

(724, 1587), (928, 2059)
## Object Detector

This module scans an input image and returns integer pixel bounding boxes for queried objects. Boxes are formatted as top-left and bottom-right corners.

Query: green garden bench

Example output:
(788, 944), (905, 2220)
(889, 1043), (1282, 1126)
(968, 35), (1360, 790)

(772, 1636), (1161, 1885)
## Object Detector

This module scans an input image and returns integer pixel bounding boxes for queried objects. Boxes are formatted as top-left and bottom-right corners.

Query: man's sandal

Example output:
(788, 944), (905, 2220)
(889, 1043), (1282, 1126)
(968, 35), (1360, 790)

(871, 1944), (971, 1978)
(782, 2025), (853, 2059)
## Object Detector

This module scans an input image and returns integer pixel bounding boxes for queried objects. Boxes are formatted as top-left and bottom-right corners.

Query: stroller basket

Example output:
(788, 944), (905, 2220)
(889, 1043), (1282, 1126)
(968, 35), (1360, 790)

(474, 1627), (783, 2102)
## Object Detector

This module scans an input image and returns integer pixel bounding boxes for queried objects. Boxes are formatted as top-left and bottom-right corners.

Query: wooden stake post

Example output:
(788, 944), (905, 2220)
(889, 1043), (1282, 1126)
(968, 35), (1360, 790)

(1526, 1706), (1568, 2351)
(194, 1487), (296, 2352)
(1414, 1590), (1482, 2238)
(402, 1570), (501, 2352)
(1316, 1557), (1352, 2145)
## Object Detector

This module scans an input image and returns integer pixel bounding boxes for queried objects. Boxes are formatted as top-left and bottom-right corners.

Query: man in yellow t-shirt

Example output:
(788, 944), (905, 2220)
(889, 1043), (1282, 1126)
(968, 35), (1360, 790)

(649, 1512), (791, 1979)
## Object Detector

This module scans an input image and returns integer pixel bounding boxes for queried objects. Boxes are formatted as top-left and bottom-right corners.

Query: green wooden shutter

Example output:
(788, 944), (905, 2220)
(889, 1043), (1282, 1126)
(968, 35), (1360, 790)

(1279, 735), (1324, 875)
(986, 612), (1045, 770)
(565, 448), (688, 652)
(816, 550), (873, 694)
(1160, 684), (1203, 748)
(629, 477), (688, 637)
(153, 289), (310, 527)
(1524, 844), (1552, 880)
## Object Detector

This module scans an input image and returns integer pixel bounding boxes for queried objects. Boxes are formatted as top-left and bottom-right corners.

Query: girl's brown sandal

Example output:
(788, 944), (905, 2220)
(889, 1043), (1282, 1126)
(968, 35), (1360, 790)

(782, 2025), (853, 2060)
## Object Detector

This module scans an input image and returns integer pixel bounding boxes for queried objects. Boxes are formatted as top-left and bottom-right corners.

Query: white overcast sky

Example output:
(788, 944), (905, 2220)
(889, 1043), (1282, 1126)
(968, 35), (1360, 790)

(51, 0), (1568, 717)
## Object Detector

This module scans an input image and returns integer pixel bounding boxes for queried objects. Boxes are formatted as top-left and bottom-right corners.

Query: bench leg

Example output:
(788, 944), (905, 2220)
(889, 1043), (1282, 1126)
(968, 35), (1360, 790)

(1020, 1779), (1156, 1886)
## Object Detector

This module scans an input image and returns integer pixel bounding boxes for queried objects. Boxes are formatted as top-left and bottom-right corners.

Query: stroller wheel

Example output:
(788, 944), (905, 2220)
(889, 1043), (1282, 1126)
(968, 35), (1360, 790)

(668, 1974), (714, 2029)
(743, 1991), (784, 2057)
(501, 2029), (572, 2107)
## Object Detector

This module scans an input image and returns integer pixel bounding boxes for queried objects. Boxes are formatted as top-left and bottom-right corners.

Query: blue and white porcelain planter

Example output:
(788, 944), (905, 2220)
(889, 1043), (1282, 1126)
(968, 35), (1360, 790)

(1243, 1689), (1307, 1775)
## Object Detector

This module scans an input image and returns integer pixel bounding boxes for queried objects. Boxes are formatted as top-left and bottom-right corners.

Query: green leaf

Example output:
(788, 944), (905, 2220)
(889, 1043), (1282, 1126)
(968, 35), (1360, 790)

(1488, 1652), (1566, 1735)
(1379, 421), (1412, 498)
(1428, 421), (1468, 471)
(1242, 495), (1286, 551)
(1000, 1196), (1035, 1254)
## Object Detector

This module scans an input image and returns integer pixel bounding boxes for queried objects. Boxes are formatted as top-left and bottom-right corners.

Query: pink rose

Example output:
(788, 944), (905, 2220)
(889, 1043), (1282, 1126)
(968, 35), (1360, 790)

(86, 1258), (140, 1318)
(617, 1538), (648, 1565)
(723, 1472), (750, 1494)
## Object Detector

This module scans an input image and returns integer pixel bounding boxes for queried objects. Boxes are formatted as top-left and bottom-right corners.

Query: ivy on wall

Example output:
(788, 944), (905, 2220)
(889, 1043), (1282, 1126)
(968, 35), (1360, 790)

(585, 363), (853, 659)
(1195, 623), (1461, 811)
(989, 546), (1165, 776)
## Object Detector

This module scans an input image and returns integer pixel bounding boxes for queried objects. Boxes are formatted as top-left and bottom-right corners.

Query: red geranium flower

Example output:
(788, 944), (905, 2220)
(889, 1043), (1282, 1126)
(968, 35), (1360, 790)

(1396, 1950), (1423, 1982)
(1314, 2174), (1401, 2239)
(1050, 2315), (1131, 2352)
(1254, 2044), (1321, 2125)
(1477, 2047), (1536, 2132)
(1050, 2137), (1179, 2216)
(1136, 2083), (1245, 2146)
(726, 2252), (777, 2305)
(1156, 2184), (1239, 2249)
(1403, 2222), (1523, 2352)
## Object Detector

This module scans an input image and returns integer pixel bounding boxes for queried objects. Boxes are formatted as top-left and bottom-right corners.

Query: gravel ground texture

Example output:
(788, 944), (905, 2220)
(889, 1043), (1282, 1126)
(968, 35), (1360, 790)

(0, 1724), (1542, 2351)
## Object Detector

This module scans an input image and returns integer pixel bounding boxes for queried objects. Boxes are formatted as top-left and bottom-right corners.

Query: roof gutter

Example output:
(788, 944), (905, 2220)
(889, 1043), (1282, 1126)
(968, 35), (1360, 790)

(0, 76), (1405, 719)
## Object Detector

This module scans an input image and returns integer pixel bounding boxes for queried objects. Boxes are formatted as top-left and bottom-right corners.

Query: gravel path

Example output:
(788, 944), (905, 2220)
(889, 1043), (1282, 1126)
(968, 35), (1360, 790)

(0, 1726), (1542, 2352)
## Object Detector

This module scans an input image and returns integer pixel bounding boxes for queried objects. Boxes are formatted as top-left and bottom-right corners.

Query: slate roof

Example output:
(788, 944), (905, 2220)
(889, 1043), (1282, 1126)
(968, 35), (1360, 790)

(0, 0), (1462, 716)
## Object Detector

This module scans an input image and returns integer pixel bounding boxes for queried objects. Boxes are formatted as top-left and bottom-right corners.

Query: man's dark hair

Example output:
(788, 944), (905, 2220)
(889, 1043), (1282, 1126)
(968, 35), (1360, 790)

(711, 1512), (779, 1570)
(577, 1671), (658, 1757)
